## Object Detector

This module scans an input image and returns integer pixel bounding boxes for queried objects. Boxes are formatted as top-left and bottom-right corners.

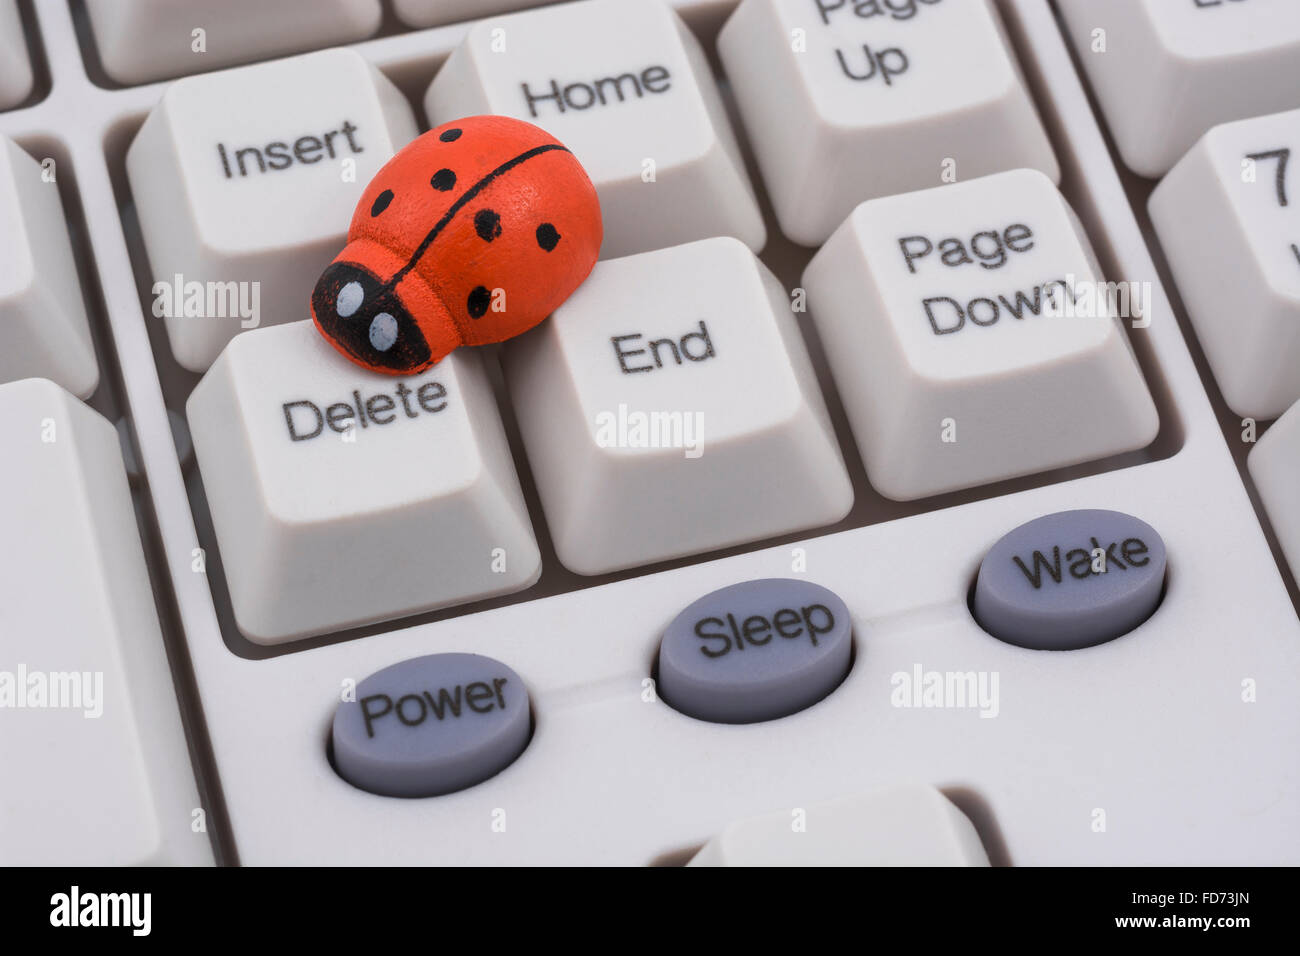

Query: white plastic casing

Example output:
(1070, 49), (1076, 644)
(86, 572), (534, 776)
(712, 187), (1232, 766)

(2, 0), (1297, 865)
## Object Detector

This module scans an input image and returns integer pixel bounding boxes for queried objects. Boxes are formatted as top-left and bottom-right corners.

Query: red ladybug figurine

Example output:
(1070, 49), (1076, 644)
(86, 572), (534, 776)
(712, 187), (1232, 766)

(311, 115), (602, 374)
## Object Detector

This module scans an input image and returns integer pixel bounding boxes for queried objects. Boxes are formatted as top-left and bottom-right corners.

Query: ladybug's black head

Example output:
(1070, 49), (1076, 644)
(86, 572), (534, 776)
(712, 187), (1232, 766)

(311, 261), (433, 374)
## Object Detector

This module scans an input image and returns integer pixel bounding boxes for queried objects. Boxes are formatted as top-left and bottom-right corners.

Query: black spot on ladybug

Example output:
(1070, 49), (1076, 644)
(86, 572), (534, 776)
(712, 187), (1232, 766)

(475, 209), (502, 242)
(431, 168), (457, 191)
(467, 285), (492, 319)
(440, 128), (463, 143)
(370, 189), (394, 216)
(536, 223), (561, 252)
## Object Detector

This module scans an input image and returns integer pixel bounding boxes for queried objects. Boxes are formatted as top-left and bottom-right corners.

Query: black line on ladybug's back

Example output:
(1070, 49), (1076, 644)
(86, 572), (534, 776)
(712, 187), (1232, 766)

(381, 143), (571, 293)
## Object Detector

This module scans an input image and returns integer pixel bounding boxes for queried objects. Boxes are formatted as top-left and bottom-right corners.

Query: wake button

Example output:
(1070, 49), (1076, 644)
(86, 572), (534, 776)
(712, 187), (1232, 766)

(973, 509), (1166, 650)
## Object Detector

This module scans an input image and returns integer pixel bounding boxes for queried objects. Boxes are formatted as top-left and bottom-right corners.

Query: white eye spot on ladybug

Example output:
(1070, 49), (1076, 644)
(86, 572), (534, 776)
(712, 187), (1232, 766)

(336, 282), (365, 318)
(369, 312), (399, 352)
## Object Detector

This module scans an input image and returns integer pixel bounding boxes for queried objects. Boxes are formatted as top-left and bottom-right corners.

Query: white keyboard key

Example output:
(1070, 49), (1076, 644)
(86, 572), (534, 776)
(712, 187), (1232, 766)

(1149, 108), (1300, 420)
(393, 0), (551, 29)
(501, 236), (852, 575)
(0, 378), (209, 865)
(1058, 0), (1300, 178)
(127, 49), (418, 372)
(1249, 397), (1300, 579)
(186, 320), (540, 644)
(0, 136), (99, 398)
(718, 0), (1058, 246)
(688, 785), (990, 866)
(0, 0), (33, 110)
(804, 169), (1158, 501)
(83, 0), (382, 85)
(424, 0), (765, 260)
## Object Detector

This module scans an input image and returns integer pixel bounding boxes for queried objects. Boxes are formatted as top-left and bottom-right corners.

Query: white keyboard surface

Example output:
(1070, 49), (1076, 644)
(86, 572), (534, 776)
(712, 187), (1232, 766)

(2, 0), (1299, 867)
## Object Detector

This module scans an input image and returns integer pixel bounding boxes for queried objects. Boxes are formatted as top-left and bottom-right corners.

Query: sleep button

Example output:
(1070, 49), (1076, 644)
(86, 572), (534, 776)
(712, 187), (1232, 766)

(331, 653), (531, 798)
(657, 579), (854, 724)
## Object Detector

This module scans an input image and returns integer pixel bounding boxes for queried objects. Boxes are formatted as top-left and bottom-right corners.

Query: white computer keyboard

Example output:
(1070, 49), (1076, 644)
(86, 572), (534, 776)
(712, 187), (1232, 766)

(2, 0), (1299, 867)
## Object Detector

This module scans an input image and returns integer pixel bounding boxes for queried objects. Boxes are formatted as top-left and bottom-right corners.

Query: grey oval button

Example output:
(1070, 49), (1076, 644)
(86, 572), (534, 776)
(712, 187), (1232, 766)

(658, 578), (853, 724)
(973, 509), (1166, 650)
(331, 653), (530, 798)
